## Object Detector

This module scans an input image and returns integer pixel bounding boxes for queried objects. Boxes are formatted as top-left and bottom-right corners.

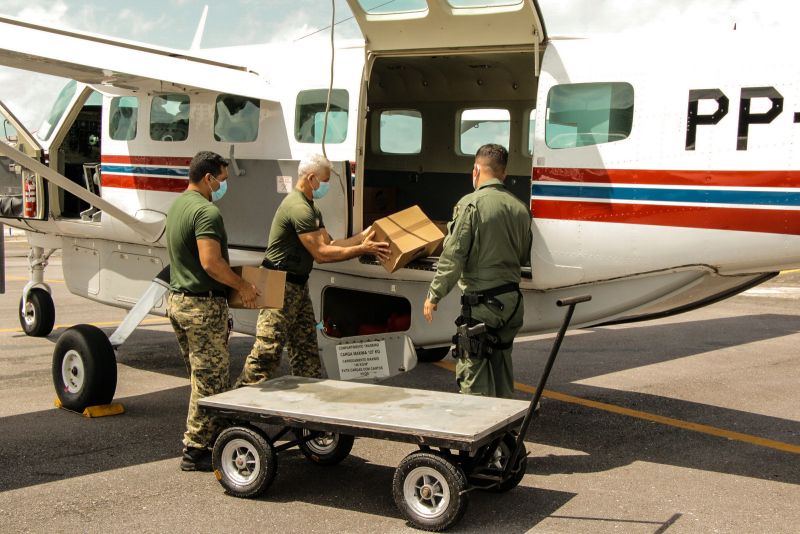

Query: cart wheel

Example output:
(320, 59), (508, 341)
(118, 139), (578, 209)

(293, 428), (354, 466)
(19, 288), (55, 337)
(393, 451), (469, 532)
(213, 426), (277, 498)
(474, 433), (528, 493)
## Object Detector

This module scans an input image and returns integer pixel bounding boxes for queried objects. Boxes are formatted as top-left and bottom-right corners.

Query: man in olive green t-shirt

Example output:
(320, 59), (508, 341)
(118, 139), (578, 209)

(424, 144), (532, 398)
(166, 151), (258, 472)
(235, 153), (390, 386)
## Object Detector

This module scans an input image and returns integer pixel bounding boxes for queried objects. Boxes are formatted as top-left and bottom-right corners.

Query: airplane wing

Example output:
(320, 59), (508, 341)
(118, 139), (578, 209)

(0, 14), (274, 101)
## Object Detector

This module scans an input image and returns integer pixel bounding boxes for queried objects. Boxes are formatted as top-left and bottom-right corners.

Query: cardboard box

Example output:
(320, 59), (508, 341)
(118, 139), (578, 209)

(372, 205), (445, 273)
(228, 266), (286, 309)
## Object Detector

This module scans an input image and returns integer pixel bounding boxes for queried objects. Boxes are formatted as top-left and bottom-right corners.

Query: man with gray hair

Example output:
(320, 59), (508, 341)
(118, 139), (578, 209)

(235, 153), (390, 386)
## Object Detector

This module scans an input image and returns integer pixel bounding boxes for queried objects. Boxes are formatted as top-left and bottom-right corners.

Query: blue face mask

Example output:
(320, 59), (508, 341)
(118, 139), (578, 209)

(312, 180), (330, 200)
(211, 177), (228, 202)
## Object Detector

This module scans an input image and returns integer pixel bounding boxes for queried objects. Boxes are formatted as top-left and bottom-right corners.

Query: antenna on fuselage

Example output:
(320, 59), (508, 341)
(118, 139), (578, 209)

(191, 5), (209, 50)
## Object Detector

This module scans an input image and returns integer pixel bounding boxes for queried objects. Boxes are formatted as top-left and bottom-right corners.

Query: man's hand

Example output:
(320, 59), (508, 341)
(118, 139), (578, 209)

(237, 281), (261, 309)
(361, 229), (391, 262)
(423, 297), (437, 323)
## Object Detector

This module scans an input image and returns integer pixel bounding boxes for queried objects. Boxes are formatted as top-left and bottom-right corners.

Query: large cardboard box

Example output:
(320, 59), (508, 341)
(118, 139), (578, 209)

(372, 205), (445, 273)
(228, 266), (286, 309)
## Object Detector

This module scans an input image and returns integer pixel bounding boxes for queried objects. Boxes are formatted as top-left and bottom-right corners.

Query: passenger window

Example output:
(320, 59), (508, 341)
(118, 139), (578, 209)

(379, 110), (422, 154)
(214, 95), (260, 142)
(38, 80), (77, 141)
(356, 0), (427, 14)
(109, 97), (139, 141)
(459, 108), (510, 155)
(448, 0), (522, 7)
(150, 94), (190, 142)
(527, 109), (536, 155)
(295, 89), (348, 144)
(545, 82), (634, 149)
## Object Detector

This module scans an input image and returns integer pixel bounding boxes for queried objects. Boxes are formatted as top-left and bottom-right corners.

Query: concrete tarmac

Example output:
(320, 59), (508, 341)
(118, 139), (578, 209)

(0, 238), (798, 533)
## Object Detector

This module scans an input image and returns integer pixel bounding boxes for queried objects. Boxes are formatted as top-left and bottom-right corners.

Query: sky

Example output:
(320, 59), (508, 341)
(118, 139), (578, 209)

(0, 0), (797, 130)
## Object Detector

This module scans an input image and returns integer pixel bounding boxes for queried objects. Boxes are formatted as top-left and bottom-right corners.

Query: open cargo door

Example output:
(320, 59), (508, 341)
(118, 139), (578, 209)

(0, 100), (46, 220)
(218, 160), (351, 251)
(345, 0), (545, 55)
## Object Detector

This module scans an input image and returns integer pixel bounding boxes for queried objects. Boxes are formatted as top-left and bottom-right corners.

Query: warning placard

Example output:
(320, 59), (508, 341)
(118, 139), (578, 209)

(276, 175), (293, 194)
(336, 340), (390, 380)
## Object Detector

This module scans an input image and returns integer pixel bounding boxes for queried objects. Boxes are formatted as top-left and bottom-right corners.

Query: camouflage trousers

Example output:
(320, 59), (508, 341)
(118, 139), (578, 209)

(455, 290), (524, 399)
(235, 281), (321, 387)
(167, 292), (230, 449)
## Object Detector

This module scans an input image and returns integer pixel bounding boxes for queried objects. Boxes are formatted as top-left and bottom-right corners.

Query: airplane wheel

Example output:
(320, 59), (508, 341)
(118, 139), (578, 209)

(416, 347), (450, 363)
(213, 426), (277, 498)
(19, 288), (55, 337)
(52, 324), (117, 411)
(293, 428), (354, 466)
(393, 451), (469, 531)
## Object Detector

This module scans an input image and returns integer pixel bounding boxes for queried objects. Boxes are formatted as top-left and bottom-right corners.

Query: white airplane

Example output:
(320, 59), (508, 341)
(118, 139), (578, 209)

(0, 1), (798, 412)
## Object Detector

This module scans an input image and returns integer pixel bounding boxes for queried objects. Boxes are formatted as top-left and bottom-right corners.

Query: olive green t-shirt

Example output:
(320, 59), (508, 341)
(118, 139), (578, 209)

(264, 190), (324, 276)
(166, 190), (229, 293)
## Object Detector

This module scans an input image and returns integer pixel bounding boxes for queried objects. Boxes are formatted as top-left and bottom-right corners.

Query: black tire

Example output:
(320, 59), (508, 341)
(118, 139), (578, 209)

(416, 346), (450, 363)
(393, 451), (469, 532)
(213, 426), (277, 498)
(52, 324), (117, 411)
(293, 428), (354, 466)
(19, 288), (55, 337)
(471, 433), (528, 493)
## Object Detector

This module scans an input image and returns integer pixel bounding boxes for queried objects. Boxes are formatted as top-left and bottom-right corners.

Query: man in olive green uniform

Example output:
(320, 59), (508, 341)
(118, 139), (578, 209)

(166, 151), (258, 471)
(424, 144), (532, 398)
(236, 153), (389, 386)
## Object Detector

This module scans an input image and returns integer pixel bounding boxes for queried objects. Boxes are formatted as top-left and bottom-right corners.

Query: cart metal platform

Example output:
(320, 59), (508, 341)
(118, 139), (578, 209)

(199, 376), (530, 453)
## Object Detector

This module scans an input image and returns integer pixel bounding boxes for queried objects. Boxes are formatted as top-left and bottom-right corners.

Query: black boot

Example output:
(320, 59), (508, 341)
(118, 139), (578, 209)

(180, 446), (212, 472)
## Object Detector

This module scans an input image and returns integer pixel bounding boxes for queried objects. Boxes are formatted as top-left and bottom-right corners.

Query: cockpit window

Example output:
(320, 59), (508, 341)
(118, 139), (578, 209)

(1, 119), (18, 144)
(214, 95), (260, 143)
(356, 0), (427, 14)
(38, 80), (77, 141)
(545, 82), (634, 149)
(109, 97), (139, 141)
(295, 89), (348, 144)
(150, 94), (190, 142)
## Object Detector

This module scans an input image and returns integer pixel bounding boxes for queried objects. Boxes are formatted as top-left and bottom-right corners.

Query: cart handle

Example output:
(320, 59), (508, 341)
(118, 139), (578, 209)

(503, 293), (592, 480)
(557, 294), (591, 307)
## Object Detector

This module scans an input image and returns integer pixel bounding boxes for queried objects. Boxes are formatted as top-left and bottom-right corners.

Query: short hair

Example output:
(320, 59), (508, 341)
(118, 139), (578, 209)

(298, 153), (332, 179)
(475, 144), (508, 177)
(188, 151), (228, 183)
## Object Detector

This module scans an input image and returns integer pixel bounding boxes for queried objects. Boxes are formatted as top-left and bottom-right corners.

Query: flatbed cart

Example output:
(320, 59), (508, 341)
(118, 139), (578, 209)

(198, 295), (591, 531)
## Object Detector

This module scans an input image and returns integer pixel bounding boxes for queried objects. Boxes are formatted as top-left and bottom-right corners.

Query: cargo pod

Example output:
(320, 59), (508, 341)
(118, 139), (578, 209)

(346, 0), (545, 233)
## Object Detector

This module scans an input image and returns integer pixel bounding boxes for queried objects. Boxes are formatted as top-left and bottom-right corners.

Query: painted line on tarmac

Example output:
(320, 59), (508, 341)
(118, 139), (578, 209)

(5, 275), (64, 284)
(435, 360), (800, 455)
(0, 317), (170, 334)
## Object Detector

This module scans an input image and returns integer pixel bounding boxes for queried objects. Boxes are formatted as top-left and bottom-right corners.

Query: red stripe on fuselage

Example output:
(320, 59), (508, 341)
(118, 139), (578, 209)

(101, 155), (192, 166)
(532, 199), (800, 235)
(533, 167), (800, 188)
(101, 174), (187, 192)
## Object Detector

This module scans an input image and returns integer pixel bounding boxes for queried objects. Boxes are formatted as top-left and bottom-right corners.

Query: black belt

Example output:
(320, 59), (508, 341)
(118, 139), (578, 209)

(261, 259), (309, 285)
(173, 289), (227, 298)
(461, 282), (521, 312)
